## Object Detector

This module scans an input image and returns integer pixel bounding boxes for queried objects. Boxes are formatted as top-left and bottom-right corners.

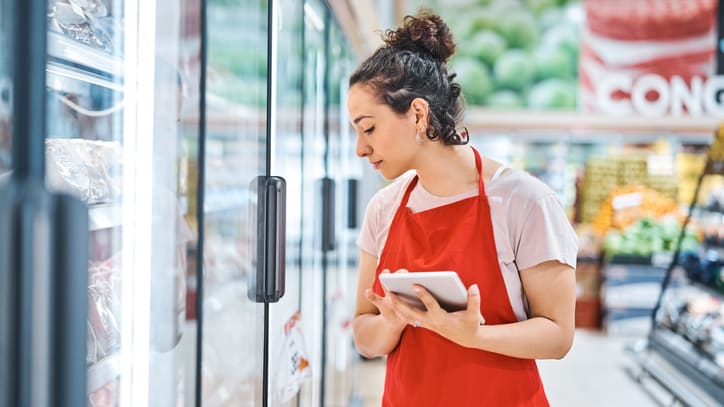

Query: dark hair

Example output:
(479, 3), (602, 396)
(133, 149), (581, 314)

(349, 11), (466, 145)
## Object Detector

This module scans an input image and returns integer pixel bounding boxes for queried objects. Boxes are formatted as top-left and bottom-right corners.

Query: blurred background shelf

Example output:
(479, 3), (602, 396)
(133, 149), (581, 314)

(464, 109), (720, 136)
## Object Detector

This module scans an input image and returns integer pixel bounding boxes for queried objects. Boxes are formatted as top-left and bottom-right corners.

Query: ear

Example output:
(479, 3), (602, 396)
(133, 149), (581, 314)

(409, 97), (429, 127)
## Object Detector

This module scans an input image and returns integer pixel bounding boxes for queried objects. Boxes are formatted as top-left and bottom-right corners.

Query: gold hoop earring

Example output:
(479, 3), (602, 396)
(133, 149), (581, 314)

(416, 129), (425, 144)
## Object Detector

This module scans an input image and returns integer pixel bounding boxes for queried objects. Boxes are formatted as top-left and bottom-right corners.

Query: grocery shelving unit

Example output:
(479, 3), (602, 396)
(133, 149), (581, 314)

(626, 126), (724, 407)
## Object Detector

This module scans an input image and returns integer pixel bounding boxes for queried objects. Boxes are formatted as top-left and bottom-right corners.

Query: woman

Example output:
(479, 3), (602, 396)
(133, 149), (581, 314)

(348, 11), (578, 406)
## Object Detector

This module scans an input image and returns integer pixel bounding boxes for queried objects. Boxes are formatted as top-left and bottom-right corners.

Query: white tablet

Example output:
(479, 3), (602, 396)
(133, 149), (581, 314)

(378, 271), (468, 312)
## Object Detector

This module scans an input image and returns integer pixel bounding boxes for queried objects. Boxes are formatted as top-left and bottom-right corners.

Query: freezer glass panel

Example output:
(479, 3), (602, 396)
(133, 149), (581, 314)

(323, 21), (359, 406)
(267, 0), (307, 405)
(44, 0), (198, 405)
(201, 0), (268, 405)
(295, 0), (327, 404)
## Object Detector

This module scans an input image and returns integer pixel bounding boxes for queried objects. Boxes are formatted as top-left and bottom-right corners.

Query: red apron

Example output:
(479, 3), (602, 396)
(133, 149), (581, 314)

(372, 147), (549, 406)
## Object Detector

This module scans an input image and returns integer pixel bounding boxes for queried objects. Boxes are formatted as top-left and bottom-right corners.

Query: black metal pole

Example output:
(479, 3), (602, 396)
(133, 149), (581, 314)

(650, 169), (706, 325)
(12, 0), (47, 180)
(319, 7), (333, 406)
(263, 1), (275, 405)
(195, 0), (208, 405)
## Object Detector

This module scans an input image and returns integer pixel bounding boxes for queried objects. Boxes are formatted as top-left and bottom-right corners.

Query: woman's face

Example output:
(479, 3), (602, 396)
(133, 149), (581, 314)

(347, 84), (418, 180)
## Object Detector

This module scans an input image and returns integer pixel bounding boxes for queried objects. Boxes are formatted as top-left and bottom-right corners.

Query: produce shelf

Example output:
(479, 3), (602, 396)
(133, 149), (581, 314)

(627, 339), (722, 407)
(645, 328), (724, 404)
(463, 108), (718, 137)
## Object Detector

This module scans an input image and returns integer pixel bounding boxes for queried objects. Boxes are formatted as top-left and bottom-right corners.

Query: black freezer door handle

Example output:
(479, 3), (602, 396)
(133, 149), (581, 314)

(320, 177), (335, 252)
(248, 176), (286, 303)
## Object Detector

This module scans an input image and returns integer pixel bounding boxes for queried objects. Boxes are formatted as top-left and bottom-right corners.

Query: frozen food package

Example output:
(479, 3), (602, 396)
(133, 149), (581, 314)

(46, 139), (123, 205)
(86, 255), (122, 364)
(48, 0), (113, 52)
(87, 283), (120, 361)
(88, 378), (119, 407)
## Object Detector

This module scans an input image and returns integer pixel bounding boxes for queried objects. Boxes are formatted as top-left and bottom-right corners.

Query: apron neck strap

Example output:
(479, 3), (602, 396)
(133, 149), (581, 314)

(398, 146), (486, 210)
(472, 146), (486, 196)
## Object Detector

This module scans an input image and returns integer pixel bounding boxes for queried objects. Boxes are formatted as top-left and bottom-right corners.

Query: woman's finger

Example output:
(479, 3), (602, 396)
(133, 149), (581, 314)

(412, 285), (441, 312)
(467, 284), (485, 325)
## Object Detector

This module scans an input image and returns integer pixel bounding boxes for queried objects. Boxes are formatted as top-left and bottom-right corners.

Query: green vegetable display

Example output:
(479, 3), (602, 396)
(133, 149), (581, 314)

(450, 57), (494, 105)
(602, 217), (700, 258)
(432, 0), (582, 110)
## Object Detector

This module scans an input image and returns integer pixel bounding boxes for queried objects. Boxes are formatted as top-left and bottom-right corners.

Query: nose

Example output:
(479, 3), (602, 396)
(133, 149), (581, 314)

(356, 135), (370, 157)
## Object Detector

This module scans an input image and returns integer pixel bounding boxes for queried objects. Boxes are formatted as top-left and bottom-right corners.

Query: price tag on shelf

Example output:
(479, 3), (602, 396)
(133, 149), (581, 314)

(612, 192), (642, 210)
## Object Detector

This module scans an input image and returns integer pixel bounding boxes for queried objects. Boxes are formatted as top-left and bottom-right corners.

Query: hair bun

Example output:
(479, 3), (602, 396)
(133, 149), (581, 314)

(383, 11), (456, 63)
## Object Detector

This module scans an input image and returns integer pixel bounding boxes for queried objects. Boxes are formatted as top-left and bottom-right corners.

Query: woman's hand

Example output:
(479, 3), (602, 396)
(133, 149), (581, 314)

(387, 282), (486, 347)
(354, 253), (409, 358)
(363, 268), (409, 330)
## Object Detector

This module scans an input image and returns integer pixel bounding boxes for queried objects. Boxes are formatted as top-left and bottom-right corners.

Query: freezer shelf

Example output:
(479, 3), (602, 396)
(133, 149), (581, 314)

(87, 353), (120, 394)
(89, 203), (122, 231)
(645, 328), (724, 404)
(47, 31), (123, 79)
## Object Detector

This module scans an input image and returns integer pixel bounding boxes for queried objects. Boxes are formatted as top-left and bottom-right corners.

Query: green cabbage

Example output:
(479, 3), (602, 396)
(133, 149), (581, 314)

(493, 49), (534, 91)
(452, 58), (493, 105)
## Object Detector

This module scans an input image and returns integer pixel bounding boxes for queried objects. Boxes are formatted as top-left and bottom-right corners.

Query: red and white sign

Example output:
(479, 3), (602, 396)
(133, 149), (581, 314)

(580, 0), (721, 117)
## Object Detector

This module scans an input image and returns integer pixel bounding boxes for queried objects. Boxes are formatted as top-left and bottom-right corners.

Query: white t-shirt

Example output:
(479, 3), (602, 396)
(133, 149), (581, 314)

(357, 167), (579, 321)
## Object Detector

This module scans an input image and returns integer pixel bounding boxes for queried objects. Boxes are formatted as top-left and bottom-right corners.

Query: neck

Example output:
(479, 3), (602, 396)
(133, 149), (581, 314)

(413, 144), (479, 197)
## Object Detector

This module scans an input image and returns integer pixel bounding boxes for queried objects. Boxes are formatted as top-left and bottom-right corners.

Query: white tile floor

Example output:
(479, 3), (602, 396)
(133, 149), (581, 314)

(355, 329), (672, 406)
(538, 330), (660, 406)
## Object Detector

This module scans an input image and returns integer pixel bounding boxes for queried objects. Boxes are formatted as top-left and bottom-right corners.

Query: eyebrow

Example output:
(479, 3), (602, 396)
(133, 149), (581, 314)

(352, 115), (374, 125)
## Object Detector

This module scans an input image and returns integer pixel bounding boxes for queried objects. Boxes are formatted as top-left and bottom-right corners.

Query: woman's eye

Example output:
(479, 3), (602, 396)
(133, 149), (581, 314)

(364, 126), (375, 134)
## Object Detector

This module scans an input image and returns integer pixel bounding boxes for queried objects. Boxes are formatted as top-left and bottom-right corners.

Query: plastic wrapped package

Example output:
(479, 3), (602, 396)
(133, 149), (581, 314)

(46, 139), (123, 205)
(47, 0), (115, 53)
(87, 378), (119, 407)
(86, 254), (121, 365)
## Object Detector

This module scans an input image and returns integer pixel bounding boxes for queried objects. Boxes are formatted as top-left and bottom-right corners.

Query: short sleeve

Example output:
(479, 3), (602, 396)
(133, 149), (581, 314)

(514, 194), (578, 271)
(357, 193), (380, 257)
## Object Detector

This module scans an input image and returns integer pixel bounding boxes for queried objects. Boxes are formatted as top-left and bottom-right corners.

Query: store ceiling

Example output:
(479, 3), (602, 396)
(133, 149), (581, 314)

(328, 0), (403, 59)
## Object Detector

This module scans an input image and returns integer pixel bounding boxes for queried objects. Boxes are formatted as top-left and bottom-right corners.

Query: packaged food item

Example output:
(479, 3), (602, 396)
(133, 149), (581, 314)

(45, 139), (122, 205)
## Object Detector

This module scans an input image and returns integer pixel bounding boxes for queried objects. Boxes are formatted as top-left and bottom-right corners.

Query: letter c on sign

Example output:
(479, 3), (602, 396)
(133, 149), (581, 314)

(596, 74), (632, 116)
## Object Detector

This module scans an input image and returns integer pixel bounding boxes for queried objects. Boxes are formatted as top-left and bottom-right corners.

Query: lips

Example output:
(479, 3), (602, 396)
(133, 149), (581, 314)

(370, 160), (382, 169)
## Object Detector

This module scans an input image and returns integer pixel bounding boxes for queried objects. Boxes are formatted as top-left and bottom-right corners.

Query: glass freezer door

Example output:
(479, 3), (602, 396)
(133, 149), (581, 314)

(200, 0), (272, 405)
(43, 0), (198, 405)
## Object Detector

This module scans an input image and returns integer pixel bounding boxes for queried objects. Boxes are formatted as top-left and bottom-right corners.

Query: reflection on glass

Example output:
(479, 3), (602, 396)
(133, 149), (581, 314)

(202, 0), (268, 405)
(267, 0), (305, 406)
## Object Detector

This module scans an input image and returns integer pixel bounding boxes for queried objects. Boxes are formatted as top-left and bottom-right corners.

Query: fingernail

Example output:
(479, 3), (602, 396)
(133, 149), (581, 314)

(470, 284), (479, 295)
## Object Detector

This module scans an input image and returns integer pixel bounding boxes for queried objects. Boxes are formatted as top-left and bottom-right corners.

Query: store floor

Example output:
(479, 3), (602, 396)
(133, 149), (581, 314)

(355, 329), (670, 407)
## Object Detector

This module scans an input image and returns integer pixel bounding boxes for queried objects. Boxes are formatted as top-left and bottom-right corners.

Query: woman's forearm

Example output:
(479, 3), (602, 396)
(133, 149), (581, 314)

(353, 313), (406, 358)
(464, 317), (573, 360)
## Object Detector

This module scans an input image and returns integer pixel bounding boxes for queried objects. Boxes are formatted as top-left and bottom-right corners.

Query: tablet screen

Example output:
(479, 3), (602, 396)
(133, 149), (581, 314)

(379, 271), (468, 312)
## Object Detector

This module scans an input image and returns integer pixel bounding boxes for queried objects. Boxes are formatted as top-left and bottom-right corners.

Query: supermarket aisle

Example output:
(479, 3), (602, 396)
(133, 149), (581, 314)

(538, 330), (662, 407)
(355, 330), (665, 407)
